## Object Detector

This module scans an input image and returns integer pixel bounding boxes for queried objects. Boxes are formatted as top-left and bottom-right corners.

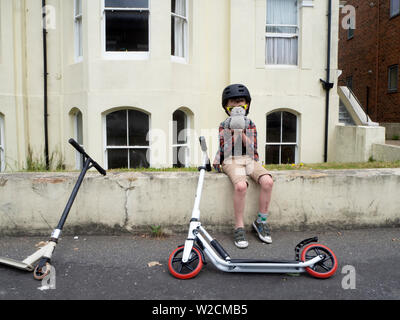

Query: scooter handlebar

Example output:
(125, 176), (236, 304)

(199, 136), (208, 152)
(69, 138), (85, 155)
(91, 160), (107, 176)
(68, 138), (107, 176)
(199, 136), (212, 172)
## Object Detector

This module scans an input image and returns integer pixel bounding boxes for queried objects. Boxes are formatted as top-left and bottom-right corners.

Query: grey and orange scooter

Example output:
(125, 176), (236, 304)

(0, 139), (106, 280)
(168, 137), (338, 279)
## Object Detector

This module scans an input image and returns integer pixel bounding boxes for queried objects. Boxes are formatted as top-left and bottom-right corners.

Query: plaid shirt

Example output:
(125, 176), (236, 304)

(213, 118), (259, 170)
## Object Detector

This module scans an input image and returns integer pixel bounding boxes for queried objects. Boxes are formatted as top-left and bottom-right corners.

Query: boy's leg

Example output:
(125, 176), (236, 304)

(222, 157), (249, 248)
(258, 174), (274, 214)
(233, 181), (248, 229)
(247, 159), (274, 243)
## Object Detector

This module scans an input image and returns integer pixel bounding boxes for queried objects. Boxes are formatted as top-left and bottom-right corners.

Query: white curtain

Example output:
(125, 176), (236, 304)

(266, 0), (298, 65)
(266, 37), (298, 65)
(173, 0), (186, 57)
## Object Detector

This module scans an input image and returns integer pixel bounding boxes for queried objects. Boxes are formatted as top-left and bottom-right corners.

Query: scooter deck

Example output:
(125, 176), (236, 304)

(0, 256), (33, 271)
(229, 258), (299, 264)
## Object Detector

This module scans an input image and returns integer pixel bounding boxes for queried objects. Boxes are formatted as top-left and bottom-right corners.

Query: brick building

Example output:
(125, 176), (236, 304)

(338, 0), (400, 129)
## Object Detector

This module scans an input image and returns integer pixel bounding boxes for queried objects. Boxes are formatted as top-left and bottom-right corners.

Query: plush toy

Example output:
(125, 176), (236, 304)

(227, 107), (249, 130)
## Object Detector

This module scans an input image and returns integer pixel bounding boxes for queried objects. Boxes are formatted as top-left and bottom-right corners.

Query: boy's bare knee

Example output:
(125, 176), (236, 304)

(259, 175), (273, 190)
(234, 181), (248, 194)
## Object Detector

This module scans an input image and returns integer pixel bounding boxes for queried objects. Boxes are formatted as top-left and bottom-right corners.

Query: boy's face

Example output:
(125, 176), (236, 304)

(225, 97), (248, 115)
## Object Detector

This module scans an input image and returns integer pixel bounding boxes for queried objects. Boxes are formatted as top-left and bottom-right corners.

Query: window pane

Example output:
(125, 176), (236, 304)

(281, 145), (296, 164)
(267, 0), (297, 26)
(108, 149), (129, 169)
(267, 112), (281, 143)
(129, 149), (150, 168)
(128, 110), (149, 146)
(266, 26), (297, 34)
(266, 37), (298, 65)
(171, 16), (186, 57)
(105, 0), (148, 8)
(282, 112), (297, 143)
(173, 146), (187, 168)
(172, 0), (186, 16)
(76, 18), (83, 57)
(173, 110), (187, 144)
(107, 110), (127, 146)
(106, 11), (149, 52)
(76, 111), (83, 145)
(389, 65), (398, 91)
(391, 0), (400, 16)
(265, 145), (280, 165)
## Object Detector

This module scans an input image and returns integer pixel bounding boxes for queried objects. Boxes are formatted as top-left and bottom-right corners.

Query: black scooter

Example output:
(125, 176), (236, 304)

(0, 139), (106, 280)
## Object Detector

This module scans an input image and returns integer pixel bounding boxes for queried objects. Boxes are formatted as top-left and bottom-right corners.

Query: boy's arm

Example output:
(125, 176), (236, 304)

(243, 120), (258, 160)
(213, 124), (225, 171)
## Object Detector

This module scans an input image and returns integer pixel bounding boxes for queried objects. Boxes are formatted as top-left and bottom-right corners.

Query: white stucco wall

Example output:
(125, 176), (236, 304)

(0, 0), (341, 171)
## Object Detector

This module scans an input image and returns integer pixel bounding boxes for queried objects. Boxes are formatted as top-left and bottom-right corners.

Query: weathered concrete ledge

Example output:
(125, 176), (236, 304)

(0, 169), (400, 235)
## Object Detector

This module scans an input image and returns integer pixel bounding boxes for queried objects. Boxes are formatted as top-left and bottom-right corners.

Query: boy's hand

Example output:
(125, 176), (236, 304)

(213, 164), (222, 173)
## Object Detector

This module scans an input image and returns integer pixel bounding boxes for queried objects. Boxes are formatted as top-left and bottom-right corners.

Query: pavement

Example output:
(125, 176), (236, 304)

(0, 227), (399, 300)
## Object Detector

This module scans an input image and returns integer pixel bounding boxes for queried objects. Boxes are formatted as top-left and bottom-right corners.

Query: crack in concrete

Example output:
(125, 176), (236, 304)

(114, 180), (136, 230)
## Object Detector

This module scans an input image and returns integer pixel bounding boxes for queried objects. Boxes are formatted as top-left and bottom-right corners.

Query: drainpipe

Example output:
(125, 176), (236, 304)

(320, 0), (334, 163)
(42, 0), (49, 170)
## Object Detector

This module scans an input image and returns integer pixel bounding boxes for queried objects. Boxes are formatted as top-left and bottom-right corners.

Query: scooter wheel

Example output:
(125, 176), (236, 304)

(301, 244), (338, 279)
(33, 262), (51, 281)
(168, 245), (203, 280)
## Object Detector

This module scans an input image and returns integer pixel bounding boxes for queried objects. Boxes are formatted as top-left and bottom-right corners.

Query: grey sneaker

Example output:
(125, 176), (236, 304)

(253, 220), (272, 244)
(234, 228), (249, 249)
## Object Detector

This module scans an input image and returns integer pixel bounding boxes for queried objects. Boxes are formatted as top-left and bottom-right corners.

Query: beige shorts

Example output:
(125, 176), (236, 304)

(222, 156), (271, 186)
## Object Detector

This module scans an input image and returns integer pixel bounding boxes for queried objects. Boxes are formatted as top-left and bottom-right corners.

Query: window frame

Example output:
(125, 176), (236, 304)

(74, 0), (83, 62)
(171, 109), (190, 168)
(171, 0), (189, 63)
(102, 0), (151, 60)
(265, 111), (299, 165)
(103, 109), (151, 170)
(265, 0), (300, 67)
(388, 64), (399, 93)
(0, 115), (5, 172)
(390, 0), (400, 18)
(74, 110), (84, 170)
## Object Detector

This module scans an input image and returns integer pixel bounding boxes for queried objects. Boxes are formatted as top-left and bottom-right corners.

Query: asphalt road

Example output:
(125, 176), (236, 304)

(0, 227), (399, 300)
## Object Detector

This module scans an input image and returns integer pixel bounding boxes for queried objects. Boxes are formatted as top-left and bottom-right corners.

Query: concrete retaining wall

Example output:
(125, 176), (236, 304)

(1, 169), (400, 235)
(333, 125), (386, 162)
(372, 144), (400, 162)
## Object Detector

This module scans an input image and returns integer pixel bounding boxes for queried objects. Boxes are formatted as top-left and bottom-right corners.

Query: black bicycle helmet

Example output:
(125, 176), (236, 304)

(222, 84), (252, 115)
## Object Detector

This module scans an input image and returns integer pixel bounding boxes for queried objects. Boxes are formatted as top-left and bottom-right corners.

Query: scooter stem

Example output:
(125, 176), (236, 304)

(51, 157), (91, 240)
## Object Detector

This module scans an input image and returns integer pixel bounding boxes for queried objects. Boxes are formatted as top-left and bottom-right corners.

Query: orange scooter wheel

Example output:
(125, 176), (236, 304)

(301, 243), (338, 279)
(168, 245), (203, 280)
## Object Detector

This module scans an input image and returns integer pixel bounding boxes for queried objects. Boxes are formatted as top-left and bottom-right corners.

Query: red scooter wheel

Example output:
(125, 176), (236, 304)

(301, 244), (338, 279)
(168, 245), (203, 279)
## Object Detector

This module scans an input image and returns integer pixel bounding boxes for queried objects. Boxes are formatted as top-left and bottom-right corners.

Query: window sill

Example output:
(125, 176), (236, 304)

(389, 12), (400, 20)
(73, 56), (84, 64)
(103, 52), (150, 61)
(265, 64), (299, 69)
(171, 56), (188, 64)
